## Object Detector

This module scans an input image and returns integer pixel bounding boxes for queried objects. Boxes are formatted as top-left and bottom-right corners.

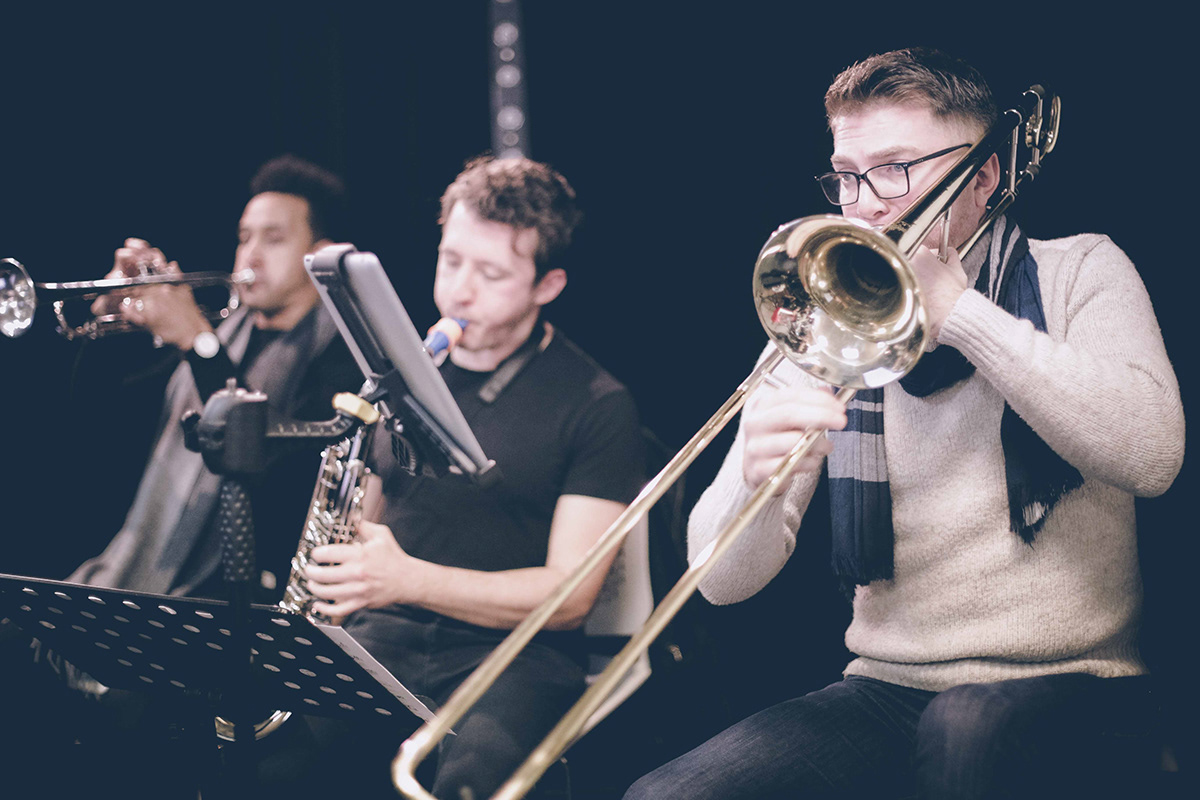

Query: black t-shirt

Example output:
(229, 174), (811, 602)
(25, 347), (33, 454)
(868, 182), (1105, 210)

(373, 327), (643, 574)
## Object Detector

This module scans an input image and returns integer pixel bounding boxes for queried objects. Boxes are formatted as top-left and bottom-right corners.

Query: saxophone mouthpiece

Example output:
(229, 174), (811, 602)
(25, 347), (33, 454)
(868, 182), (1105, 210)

(424, 318), (467, 364)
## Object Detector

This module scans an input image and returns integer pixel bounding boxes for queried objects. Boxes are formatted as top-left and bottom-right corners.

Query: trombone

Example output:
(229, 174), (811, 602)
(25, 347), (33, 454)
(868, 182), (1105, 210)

(393, 86), (1061, 800)
(0, 258), (254, 340)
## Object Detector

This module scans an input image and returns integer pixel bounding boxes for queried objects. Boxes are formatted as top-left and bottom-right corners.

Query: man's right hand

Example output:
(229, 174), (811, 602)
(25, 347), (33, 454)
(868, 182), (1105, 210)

(741, 381), (846, 489)
(90, 238), (170, 316)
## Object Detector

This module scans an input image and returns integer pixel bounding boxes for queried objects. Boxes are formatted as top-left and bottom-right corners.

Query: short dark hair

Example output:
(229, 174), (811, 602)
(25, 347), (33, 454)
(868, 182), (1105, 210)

(439, 156), (582, 279)
(825, 48), (998, 135)
(249, 155), (348, 242)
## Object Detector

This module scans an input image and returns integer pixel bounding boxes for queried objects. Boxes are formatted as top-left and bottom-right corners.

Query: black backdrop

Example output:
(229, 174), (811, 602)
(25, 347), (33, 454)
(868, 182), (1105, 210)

(3, 3), (1193, 795)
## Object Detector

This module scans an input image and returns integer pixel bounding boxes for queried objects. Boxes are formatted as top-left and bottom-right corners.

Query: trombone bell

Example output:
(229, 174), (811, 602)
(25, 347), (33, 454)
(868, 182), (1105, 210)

(754, 216), (927, 389)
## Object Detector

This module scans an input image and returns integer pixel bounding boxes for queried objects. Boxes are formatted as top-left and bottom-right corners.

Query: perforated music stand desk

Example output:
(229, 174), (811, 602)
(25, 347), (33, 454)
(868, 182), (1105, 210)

(0, 574), (434, 731)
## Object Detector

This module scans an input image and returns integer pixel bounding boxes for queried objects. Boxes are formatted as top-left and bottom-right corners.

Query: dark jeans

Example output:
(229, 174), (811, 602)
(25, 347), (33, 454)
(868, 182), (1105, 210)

(264, 608), (586, 800)
(624, 673), (1158, 800)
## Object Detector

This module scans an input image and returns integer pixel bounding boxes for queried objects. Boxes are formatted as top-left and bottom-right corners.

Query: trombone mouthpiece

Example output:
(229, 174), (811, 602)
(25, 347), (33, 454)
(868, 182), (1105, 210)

(424, 318), (467, 363)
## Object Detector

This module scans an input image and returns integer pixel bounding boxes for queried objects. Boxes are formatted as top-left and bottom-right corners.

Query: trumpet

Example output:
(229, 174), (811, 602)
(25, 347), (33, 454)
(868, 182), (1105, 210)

(0, 258), (254, 340)
(392, 86), (1061, 800)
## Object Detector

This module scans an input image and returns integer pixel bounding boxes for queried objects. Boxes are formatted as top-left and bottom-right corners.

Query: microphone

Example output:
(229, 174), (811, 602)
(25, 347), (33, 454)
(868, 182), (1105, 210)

(424, 318), (467, 365)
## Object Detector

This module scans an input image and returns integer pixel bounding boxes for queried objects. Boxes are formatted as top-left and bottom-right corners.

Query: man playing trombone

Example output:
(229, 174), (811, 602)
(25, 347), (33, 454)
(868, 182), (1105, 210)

(626, 47), (1183, 799)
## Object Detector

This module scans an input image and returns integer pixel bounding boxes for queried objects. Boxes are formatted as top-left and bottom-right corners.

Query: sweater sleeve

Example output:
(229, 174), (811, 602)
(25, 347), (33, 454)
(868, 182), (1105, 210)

(688, 345), (824, 605)
(937, 234), (1184, 497)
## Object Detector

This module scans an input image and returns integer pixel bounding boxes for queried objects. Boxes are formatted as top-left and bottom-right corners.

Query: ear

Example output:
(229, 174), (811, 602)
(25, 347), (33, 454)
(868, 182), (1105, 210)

(532, 268), (567, 306)
(970, 153), (1002, 206)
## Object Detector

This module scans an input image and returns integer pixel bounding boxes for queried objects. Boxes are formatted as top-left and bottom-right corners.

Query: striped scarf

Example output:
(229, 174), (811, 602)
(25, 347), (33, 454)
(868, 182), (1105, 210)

(826, 218), (1083, 587)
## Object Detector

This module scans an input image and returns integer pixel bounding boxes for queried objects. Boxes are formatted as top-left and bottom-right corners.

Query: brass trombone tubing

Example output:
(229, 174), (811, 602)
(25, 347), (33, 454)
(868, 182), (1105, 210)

(495, 387), (855, 800)
(393, 86), (1058, 800)
(393, 347), (787, 800)
(958, 91), (1059, 260)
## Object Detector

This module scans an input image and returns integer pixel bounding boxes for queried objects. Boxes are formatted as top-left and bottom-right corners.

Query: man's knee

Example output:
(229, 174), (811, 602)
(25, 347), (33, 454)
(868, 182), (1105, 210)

(915, 681), (1058, 799)
(913, 677), (1147, 799)
(622, 772), (658, 800)
(918, 682), (1029, 754)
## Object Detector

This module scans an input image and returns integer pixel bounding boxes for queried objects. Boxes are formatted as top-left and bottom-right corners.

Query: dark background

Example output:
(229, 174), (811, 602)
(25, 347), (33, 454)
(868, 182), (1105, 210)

(3, 3), (1193, 796)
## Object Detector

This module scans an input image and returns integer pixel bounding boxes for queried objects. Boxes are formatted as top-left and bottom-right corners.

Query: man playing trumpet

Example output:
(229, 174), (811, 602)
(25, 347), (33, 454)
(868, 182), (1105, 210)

(1, 155), (363, 797)
(70, 155), (362, 600)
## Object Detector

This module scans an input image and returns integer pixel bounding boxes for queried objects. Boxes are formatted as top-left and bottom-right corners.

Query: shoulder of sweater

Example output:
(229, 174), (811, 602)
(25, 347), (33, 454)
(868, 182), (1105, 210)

(1027, 233), (1147, 310)
(1028, 232), (1130, 266)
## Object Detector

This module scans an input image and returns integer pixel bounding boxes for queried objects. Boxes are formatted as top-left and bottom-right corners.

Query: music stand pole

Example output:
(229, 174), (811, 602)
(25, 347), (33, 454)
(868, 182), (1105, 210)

(215, 479), (259, 785)
(190, 378), (273, 786)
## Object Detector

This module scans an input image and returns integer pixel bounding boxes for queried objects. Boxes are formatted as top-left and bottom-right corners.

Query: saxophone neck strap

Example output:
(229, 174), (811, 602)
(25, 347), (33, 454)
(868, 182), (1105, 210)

(477, 321), (553, 404)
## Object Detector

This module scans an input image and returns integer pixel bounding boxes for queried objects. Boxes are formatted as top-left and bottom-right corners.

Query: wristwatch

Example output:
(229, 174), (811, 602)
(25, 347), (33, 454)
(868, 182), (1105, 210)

(191, 330), (220, 359)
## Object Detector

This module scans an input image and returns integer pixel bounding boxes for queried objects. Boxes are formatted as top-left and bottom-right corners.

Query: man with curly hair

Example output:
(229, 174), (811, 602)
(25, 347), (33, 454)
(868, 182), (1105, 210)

(298, 157), (644, 800)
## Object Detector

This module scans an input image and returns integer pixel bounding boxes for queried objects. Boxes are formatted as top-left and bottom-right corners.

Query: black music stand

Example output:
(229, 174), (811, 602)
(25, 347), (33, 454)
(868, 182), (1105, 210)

(0, 574), (434, 796)
(305, 244), (496, 483)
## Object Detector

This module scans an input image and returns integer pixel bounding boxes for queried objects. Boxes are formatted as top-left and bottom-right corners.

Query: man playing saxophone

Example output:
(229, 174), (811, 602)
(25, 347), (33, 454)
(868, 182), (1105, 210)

(625, 47), (1183, 799)
(284, 156), (644, 800)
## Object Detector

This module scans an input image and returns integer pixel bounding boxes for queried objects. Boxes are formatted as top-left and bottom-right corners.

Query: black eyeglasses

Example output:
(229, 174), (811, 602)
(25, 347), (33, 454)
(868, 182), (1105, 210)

(815, 144), (970, 206)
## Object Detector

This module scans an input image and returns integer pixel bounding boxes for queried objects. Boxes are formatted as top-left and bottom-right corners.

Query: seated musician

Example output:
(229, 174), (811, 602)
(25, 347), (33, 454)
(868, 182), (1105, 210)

(291, 156), (644, 800)
(1, 155), (362, 797)
(70, 154), (362, 600)
(624, 47), (1183, 799)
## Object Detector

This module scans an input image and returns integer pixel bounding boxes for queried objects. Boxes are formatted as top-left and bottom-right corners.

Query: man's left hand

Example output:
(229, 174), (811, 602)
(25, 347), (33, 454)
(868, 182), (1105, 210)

(909, 244), (968, 347)
(118, 279), (213, 351)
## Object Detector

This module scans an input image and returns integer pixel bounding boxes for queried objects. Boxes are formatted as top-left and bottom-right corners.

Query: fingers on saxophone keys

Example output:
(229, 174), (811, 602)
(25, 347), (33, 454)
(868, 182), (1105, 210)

(305, 554), (358, 583)
(304, 579), (365, 618)
(308, 543), (342, 565)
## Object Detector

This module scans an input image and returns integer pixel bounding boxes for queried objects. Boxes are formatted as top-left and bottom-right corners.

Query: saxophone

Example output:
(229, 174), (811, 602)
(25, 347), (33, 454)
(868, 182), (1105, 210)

(214, 317), (464, 741)
(281, 424), (374, 622)
(214, 420), (377, 741)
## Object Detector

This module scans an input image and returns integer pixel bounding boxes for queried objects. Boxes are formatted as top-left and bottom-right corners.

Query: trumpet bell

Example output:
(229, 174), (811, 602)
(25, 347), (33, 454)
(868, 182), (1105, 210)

(0, 259), (36, 338)
(753, 216), (928, 389)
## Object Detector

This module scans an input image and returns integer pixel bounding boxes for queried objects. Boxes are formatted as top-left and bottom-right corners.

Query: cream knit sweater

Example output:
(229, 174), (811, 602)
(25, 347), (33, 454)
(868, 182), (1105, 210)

(690, 233), (1185, 692)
